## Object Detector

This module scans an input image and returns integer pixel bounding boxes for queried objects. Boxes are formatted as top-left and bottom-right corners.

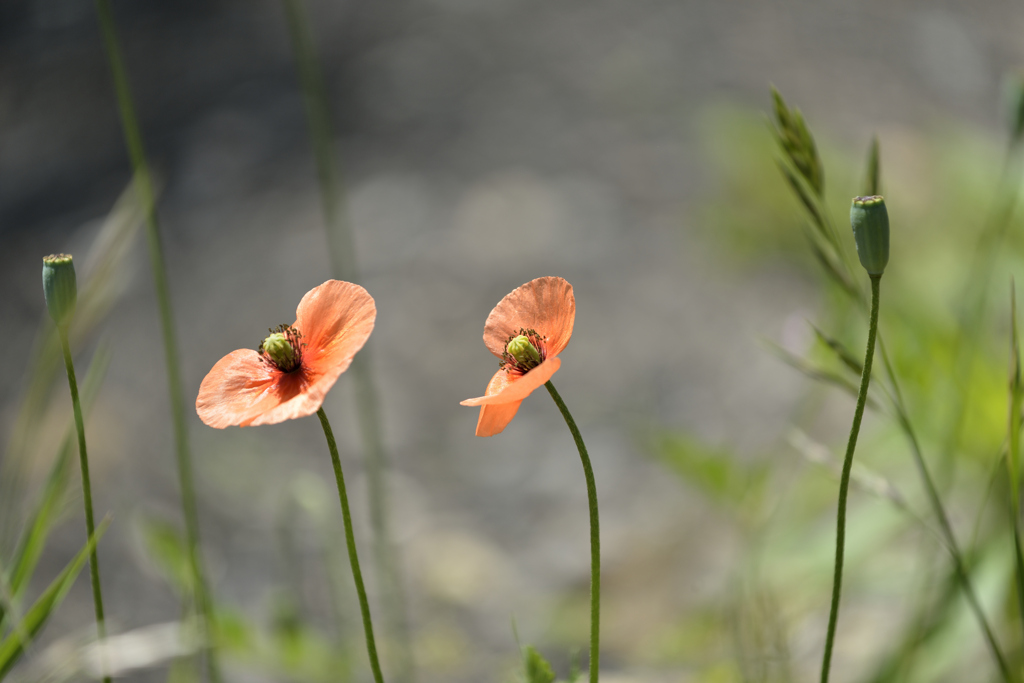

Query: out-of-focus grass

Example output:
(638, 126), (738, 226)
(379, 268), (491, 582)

(0, 518), (110, 678)
(649, 100), (1024, 682)
(5, 344), (111, 616)
(0, 185), (143, 556)
(279, 2), (413, 678)
(0, 184), (152, 679)
(137, 474), (365, 683)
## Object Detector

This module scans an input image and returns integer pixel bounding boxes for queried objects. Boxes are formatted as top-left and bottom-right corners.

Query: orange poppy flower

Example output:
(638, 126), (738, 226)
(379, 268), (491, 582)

(196, 280), (375, 428)
(461, 276), (575, 437)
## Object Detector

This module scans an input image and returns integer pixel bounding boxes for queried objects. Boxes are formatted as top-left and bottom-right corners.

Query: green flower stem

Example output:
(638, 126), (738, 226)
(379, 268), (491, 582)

(877, 299), (1012, 680)
(875, 331), (1013, 681)
(317, 407), (386, 683)
(820, 275), (881, 683)
(893, 405), (1015, 683)
(92, 3), (221, 680)
(58, 327), (111, 683)
(281, 2), (413, 678)
(821, 276), (1009, 682)
(1008, 282), (1024, 648)
(544, 381), (600, 683)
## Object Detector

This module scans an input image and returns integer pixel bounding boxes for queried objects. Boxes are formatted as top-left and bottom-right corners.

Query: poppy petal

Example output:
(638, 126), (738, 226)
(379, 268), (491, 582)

(460, 356), (561, 407)
(483, 277), (575, 359)
(462, 369), (523, 436)
(475, 401), (522, 436)
(196, 350), (327, 428)
(295, 280), (376, 378)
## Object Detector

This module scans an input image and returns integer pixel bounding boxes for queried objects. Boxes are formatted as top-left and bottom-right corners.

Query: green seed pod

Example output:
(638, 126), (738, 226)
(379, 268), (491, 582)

(42, 253), (78, 327)
(850, 195), (889, 276)
(506, 335), (541, 369)
(261, 332), (298, 371)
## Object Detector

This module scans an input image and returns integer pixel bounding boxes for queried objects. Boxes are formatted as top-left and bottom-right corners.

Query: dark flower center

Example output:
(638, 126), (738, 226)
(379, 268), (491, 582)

(258, 324), (305, 372)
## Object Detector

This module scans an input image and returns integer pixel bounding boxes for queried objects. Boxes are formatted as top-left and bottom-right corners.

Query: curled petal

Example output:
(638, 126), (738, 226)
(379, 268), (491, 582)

(196, 350), (327, 428)
(460, 356), (561, 407)
(483, 277), (574, 359)
(463, 369), (522, 437)
(295, 280), (376, 378)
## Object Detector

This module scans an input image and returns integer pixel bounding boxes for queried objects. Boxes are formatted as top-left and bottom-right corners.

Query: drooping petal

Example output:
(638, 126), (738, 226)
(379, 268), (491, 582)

(460, 356), (561, 407)
(196, 350), (328, 428)
(483, 277), (575, 358)
(461, 369), (522, 436)
(475, 401), (522, 437)
(295, 280), (376, 380)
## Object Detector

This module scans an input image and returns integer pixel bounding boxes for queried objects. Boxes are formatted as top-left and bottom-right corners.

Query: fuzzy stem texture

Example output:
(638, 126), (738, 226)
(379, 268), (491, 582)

(317, 407), (386, 683)
(820, 275), (881, 683)
(545, 381), (600, 683)
(59, 328), (111, 683)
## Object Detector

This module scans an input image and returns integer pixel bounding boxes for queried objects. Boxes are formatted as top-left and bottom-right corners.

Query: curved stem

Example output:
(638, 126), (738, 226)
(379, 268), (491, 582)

(281, 2), (412, 676)
(875, 307), (1014, 680)
(317, 407), (386, 683)
(820, 275), (881, 683)
(863, 280), (1012, 679)
(58, 328), (111, 683)
(544, 381), (600, 683)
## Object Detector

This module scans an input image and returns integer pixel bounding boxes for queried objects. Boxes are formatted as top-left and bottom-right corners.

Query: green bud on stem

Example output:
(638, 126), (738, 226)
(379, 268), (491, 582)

(506, 335), (541, 369)
(42, 253), (78, 327)
(850, 196), (889, 276)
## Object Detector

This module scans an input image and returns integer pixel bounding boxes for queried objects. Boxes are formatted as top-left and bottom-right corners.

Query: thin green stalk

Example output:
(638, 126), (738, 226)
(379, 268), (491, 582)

(892, 408), (1014, 682)
(317, 407), (386, 683)
(92, 3), (221, 680)
(831, 281), (1013, 682)
(779, 110), (1013, 680)
(544, 381), (600, 683)
(57, 328), (111, 683)
(857, 284), (1013, 679)
(1010, 282), (1022, 512)
(1007, 282), (1024, 641)
(873, 304), (1013, 679)
(820, 275), (881, 683)
(866, 563), (960, 683)
(282, 0), (412, 676)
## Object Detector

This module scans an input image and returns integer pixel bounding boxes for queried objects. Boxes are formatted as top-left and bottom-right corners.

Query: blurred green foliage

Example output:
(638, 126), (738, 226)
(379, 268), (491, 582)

(652, 92), (1024, 682)
(524, 646), (556, 683)
(0, 184), (137, 680)
(0, 520), (109, 678)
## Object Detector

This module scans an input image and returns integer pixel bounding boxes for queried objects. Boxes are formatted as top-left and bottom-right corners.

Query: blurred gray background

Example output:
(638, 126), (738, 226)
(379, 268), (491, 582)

(3, 0), (1024, 681)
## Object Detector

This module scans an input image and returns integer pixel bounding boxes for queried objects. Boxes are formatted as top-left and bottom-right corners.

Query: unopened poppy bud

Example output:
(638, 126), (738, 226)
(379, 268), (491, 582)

(262, 332), (298, 371)
(42, 253), (77, 327)
(507, 335), (541, 369)
(850, 196), (889, 276)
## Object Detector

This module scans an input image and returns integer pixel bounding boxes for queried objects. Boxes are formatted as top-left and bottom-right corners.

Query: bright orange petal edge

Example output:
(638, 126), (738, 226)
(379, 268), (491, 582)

(196, 280), (375, 428)
(483, 276), (575, 359)
(460, 356), (561, 408)
(463, 366), (524, 437)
